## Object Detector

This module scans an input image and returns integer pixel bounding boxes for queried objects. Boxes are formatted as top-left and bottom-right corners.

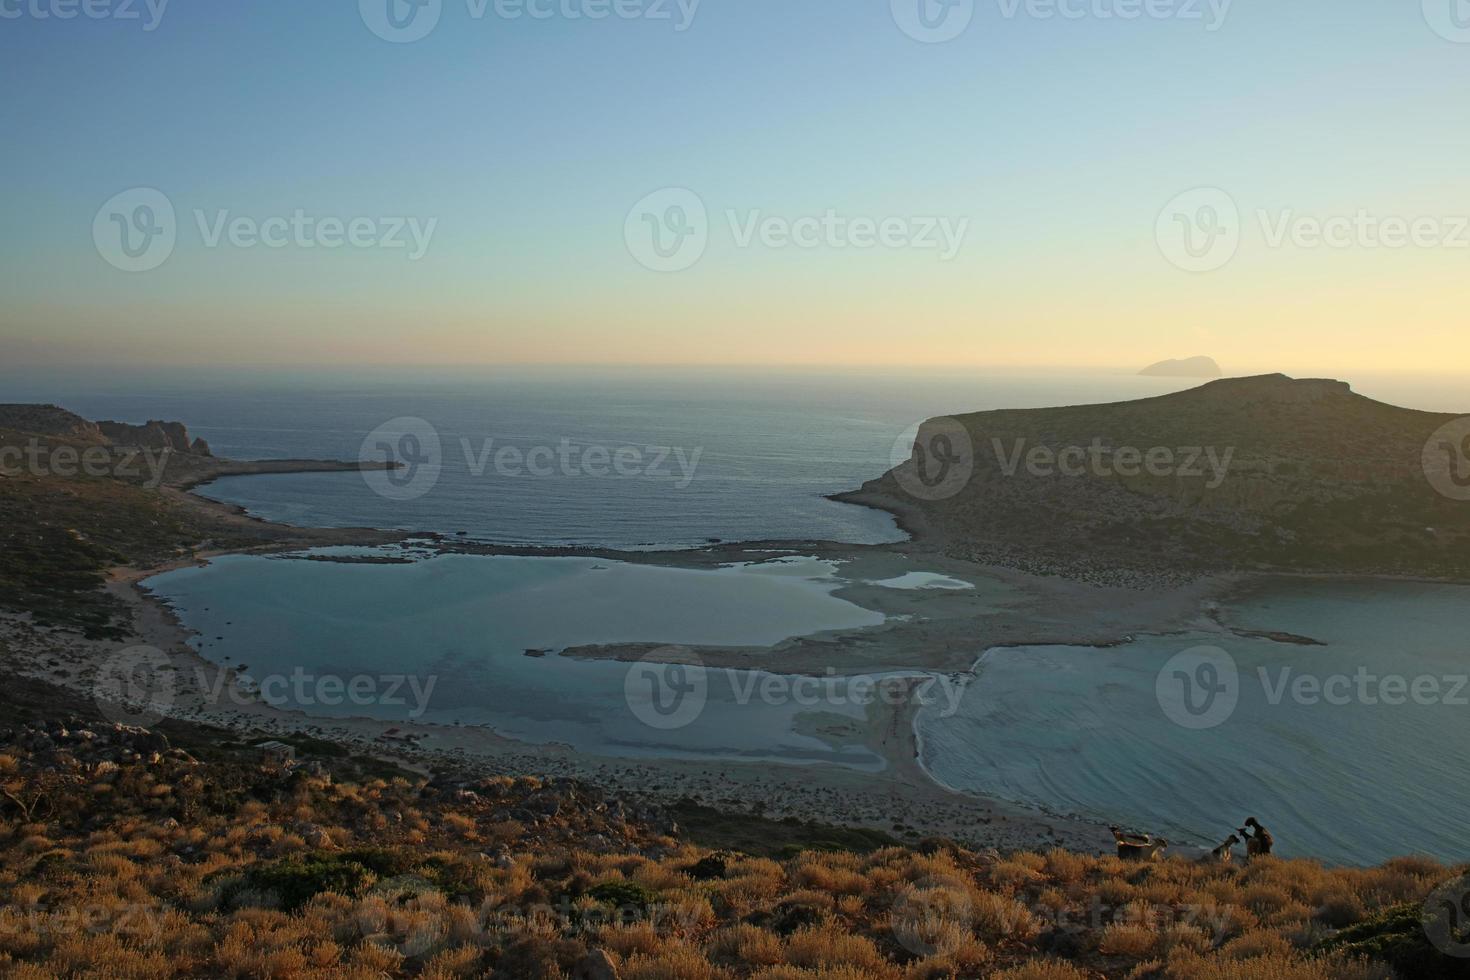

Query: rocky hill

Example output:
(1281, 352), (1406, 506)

(0, 404), (109, 444)
(0, 404), (211, 455)
(840, 375), (1470, 579)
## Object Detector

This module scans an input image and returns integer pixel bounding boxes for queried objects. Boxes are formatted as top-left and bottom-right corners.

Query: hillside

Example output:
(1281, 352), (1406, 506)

(840, 375), (1470, 580)
(0, 407), (398, 637)
(1, 681), (1465, 979)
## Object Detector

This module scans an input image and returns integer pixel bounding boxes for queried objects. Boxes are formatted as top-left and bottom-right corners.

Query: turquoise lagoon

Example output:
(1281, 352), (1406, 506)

(915, 580), (1470, 865)
(144, 551), (893, 767)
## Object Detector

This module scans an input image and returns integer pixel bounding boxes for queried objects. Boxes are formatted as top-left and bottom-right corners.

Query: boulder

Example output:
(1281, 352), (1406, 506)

(571, 949), (620, 980)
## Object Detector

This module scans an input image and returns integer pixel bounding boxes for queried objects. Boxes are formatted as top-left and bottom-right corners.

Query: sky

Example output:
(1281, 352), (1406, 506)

(2, 0), (1469, 375)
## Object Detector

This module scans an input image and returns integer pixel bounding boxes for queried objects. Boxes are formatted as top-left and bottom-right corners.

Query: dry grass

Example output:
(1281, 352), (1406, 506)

(0, 724), (1464, 979)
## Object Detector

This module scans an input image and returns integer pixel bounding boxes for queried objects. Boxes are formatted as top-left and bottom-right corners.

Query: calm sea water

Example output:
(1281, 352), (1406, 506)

(5, 368), (1235, 548)
(145, 550), (896, 767)
(13, 367), (1465, 548)
(916, 580), (1470, 866)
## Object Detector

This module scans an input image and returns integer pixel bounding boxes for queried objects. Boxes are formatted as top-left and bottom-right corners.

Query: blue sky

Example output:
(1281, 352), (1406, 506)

(3, 1), (1469, 371)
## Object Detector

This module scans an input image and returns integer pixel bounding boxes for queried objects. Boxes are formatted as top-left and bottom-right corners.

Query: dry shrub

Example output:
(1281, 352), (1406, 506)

(1312, 891), (1365, 928)
(708, 924), (784, 967)
(1141, 949), (1393, 980)
(1218, 930), (1293, 960)
(990, 859), (1046, 892)
(988, 959), (1093, 980)
(751, 967), (878, 980)
(1043, 849), (1089, 884)
(598, 922), (664, 959)
(785, 925), (890, 973)
(1098, 922), (1157, 957)
(792, 863), (870, 896)
(903, 938), (991, 979)
(623, 945), (731, 980)
(972, 891), (1041, 943)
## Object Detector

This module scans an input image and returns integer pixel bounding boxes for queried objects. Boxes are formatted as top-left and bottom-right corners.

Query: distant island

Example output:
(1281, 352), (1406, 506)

(1139, 355), (1222, 377)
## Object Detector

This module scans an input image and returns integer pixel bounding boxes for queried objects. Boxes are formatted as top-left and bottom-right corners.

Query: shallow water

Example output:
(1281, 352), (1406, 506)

(144, 550), (894, 766)
(916, 580), (1470, 865)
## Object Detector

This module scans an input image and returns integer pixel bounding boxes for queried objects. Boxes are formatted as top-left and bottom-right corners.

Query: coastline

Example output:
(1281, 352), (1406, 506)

(11, 449), (1410, 856)
(0, 452), (1143, 852)
(12, 449), (1459, 859)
